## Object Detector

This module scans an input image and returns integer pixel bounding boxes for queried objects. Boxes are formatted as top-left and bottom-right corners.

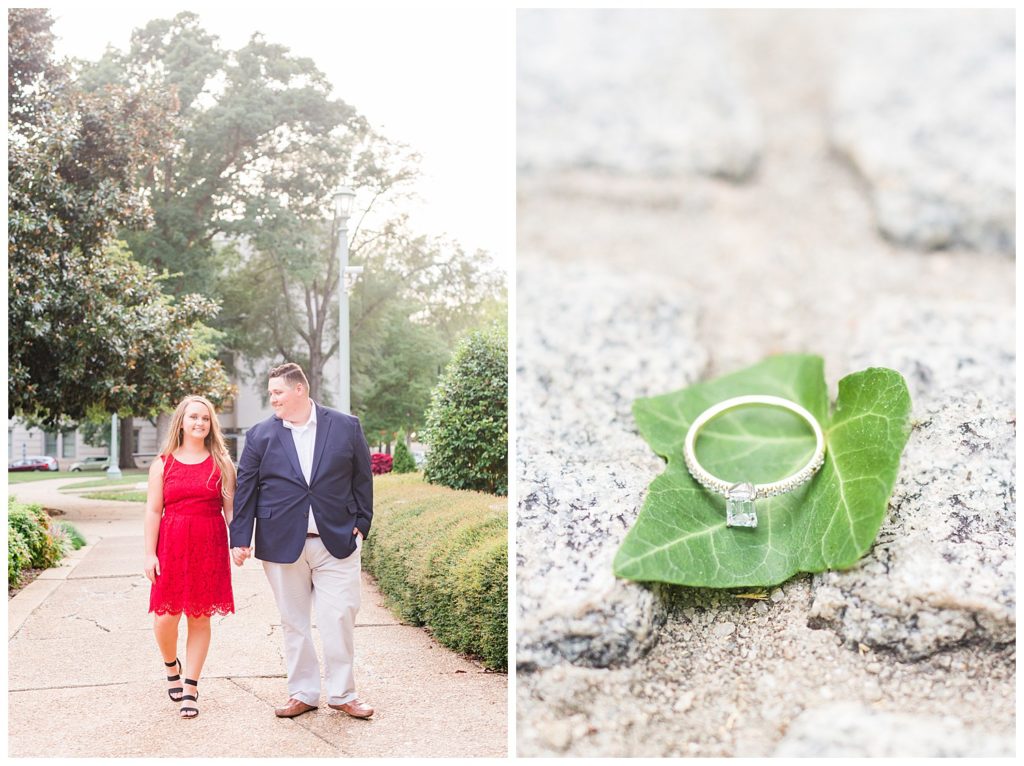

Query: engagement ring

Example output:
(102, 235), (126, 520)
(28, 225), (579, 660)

(683, 395), (825, 528)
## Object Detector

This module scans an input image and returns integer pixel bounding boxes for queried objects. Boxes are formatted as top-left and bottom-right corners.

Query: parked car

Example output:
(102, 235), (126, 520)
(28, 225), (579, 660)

(9, 456), (59, 472)
(69, 456), (110, 472)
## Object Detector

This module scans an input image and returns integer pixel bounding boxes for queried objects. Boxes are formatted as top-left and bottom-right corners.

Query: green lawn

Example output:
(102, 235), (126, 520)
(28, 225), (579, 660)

(8, 469), (147, 485)
(80, 490), (148, 502)
(7, 471), (75, 484)
(59, 474), (148, 492)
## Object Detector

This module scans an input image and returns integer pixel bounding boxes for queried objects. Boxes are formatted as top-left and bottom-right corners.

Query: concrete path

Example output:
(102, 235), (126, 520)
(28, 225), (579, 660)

(8, 478), (507, 757)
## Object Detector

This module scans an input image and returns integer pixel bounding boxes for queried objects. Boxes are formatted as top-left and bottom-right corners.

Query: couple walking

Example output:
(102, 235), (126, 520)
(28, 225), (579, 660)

(143, 362), (374, 720)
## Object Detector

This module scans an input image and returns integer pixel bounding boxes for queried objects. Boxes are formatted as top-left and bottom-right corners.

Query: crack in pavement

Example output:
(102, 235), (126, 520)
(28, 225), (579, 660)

(226, 676), (341, 753)
(64, 613), (112, 633)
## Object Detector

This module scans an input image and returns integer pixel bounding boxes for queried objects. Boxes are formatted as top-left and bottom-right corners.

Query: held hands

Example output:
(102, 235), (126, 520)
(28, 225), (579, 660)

(231, 547), (251, 567)
(144, 554), (160, 583)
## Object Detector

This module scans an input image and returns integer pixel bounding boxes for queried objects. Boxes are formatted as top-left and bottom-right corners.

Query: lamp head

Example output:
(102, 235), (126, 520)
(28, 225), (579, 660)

(334, 186), (356, 219)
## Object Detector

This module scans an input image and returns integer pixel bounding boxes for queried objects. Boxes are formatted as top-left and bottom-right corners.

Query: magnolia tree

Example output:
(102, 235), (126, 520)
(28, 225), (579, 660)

(8, 9), (232, 436)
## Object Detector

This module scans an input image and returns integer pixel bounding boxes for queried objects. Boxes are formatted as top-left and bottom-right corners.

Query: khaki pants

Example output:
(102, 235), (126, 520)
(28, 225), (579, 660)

(262, 535), (362, 706)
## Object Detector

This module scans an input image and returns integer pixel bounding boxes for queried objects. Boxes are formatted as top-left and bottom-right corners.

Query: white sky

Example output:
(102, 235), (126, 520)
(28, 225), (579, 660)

(46, 4), (515, 275)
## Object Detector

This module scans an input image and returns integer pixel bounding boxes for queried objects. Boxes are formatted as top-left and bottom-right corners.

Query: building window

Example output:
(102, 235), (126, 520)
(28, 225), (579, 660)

(44, 432), (58, 457)
(133, 429), (141, 454)
(62, 430), (76, 458)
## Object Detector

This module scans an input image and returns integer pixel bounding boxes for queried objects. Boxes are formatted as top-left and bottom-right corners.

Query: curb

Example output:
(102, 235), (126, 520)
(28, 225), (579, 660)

(8, 539), (96, 638)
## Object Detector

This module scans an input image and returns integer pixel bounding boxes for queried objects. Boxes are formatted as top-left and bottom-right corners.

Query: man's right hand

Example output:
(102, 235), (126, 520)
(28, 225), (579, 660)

(231, 547), (251, 566)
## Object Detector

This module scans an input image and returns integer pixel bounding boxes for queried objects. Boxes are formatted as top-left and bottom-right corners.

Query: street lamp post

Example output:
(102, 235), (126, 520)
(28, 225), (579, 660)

(106, 413), (122, 479)
(334, 187), (357, 414)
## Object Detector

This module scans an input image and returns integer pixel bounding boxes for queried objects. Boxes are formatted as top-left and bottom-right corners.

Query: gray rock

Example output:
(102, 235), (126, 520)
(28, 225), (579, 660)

(516, 257), (707, 669)
(830, 10), (1015, 253)
(773, 702), (1015, 757)
(517, 664), (657, 757)
(517, 9), (761, 179)
(810, 301), (1015, 659)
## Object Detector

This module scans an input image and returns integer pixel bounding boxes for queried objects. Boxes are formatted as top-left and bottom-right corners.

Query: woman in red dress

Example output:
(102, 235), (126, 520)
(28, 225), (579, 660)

(144, 395), (236, 719)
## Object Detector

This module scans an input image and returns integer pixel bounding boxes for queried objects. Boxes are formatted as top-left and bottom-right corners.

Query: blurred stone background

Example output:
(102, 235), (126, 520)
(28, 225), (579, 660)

(516, 9), (1014, 757)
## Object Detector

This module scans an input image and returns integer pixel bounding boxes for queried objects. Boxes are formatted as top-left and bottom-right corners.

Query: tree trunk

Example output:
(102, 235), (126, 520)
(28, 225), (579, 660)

(308, 341), (323, 404)
(120, 417), (137, 469)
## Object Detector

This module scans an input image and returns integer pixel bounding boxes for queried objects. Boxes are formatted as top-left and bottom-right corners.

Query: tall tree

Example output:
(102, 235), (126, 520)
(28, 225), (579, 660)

(77, 11), (373, 298)
(219, 211), (506, 427)
(8, 9), (232, 431)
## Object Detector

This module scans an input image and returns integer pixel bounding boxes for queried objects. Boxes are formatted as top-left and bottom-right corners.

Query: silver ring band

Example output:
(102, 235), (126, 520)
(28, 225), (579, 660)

(683, 395), (826, 527)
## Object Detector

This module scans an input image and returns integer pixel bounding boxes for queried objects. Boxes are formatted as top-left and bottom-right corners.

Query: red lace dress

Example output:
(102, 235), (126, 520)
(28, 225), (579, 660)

(148, 454), (234, 617)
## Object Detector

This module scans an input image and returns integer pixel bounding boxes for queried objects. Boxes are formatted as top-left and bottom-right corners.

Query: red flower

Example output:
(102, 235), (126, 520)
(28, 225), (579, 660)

(370, 452), (394, 475)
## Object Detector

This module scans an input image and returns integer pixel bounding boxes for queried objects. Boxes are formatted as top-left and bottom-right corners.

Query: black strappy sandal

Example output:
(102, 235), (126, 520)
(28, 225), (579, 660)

(179, 678), (199, 719)
(164, 658), (183, 702)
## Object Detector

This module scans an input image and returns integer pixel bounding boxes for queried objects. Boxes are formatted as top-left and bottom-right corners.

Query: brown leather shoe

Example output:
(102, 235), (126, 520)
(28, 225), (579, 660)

(329, 698), (374, 719)
(274, 698), (317, 718)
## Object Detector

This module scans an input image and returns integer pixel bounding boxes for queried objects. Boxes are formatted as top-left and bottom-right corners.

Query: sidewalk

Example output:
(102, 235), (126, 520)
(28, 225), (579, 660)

(8, 478), (507, 757)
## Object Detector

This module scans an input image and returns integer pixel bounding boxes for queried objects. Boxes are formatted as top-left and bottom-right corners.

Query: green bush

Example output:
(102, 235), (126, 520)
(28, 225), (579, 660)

(8, 527), (32, 589)
(8, 497), (64, 570)
(422, 324), (507, 495)
(363, 473), (507, 670)
(392, 430), (416, 474)
(58, 521), (87, 550)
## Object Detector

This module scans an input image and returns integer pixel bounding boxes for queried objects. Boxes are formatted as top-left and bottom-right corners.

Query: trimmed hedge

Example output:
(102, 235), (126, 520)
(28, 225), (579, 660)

(8, 496), (80, 588)
(362, 472), (507, 670)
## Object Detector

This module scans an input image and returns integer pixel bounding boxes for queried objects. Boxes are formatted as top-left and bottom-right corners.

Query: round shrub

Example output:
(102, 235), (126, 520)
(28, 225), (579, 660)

(422, 324), (507, 495)
(392, 430), (416, 474)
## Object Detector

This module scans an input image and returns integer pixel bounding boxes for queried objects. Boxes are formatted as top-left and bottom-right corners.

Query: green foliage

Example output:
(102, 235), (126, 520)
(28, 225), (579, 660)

(614, 355), (912, 588)
(78, 409), (112, 448)
(423, 325), (508, 496)
(63, 11), (508, 442)
(392, 430), (417, 473)
(10, 240), (234, 426)
(57, 521), (87, 550)
(8, 527), (32, 589)
(77, 11), (365, 298)
(361, 474), (507, 670)
(7, 497), (64, 571)
(8, 9), (233, 428)
(353, 306), (449, 436)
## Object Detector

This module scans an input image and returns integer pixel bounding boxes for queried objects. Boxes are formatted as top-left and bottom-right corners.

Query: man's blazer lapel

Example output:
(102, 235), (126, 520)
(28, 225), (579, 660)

(274, 419), (307, 486)
(310, 405), (333, 484)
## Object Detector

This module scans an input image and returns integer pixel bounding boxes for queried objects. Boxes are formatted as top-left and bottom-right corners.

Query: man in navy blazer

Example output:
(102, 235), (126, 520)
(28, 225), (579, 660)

(229, 362), (374, 719)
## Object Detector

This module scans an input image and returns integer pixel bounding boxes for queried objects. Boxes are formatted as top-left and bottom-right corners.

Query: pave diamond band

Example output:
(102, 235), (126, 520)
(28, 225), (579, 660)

(683, 395), (826, 528)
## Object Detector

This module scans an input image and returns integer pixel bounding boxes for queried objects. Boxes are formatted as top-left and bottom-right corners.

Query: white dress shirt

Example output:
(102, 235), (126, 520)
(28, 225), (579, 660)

(282, 401), (319, 535)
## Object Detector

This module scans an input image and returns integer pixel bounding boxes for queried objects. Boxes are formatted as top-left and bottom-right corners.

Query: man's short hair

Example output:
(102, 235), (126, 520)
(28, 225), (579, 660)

(268, 362), (309, 390)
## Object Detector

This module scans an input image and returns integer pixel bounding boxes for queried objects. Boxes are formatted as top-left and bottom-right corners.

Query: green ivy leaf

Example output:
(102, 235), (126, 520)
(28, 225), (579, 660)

(613, 354), (912, 588)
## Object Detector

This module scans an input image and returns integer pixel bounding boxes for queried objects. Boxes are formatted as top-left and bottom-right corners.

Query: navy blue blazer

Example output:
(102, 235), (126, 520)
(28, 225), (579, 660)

(229, 403), (373, 564)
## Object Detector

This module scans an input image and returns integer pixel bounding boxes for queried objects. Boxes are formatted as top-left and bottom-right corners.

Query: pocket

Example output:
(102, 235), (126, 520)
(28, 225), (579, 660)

(255, 505), (273, 519)
(347, 501), (360, 516)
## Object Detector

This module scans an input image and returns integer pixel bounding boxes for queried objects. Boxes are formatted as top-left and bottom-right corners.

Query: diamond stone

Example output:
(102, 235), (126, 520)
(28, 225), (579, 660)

(726, 482), (757, 528)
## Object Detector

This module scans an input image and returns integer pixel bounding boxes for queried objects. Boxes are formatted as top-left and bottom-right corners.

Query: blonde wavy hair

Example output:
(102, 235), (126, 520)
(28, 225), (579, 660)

(160, 395), (236, 500)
